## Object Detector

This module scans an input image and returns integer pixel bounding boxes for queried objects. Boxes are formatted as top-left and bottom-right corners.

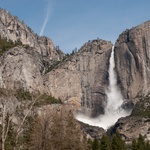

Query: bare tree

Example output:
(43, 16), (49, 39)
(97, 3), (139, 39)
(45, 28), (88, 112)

(14, 94), (43, 146)
(0, 88), (44, 150)
(0, 89), (16, 150)
(30, 108), (55, 150)
(30, 105), (88, 150)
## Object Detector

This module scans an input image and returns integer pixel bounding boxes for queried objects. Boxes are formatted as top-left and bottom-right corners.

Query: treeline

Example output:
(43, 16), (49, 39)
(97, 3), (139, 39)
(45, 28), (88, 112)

(91, 133), (150, 150)
(30, 107), (88, 150)
(0, 87), (149, 150)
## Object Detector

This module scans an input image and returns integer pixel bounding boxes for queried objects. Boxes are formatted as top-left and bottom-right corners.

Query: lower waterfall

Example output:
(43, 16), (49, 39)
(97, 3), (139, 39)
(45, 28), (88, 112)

(76, 46), (131, 130)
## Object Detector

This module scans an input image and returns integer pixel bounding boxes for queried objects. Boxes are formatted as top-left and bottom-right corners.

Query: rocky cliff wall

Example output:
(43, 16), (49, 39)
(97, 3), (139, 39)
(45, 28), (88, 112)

(44, 40), (112, 117)
(0, 46), (44, 92)
(0, 8), (64, 61)
(0, 38), (112, 117)
(114, 21), (150, 100)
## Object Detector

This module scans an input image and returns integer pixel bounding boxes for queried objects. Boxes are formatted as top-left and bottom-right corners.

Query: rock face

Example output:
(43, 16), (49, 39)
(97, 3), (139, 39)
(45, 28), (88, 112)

(0, 9), (113, 117)
(44, 40), (112, 117)
(110, 94), (150, 143)
(0, 8), (65, 93)
(79, 121), (105, 140)
(114, 21), (150, 100)
(0, 8), (64, 61)
(113, 21), (150, 142)
(109, 116), (150, 143)
(0, 46), (44, 92)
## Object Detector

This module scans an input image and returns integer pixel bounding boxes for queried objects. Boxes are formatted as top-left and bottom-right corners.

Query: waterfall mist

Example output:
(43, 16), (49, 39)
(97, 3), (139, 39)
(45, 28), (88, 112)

(76, 46), (131, 130)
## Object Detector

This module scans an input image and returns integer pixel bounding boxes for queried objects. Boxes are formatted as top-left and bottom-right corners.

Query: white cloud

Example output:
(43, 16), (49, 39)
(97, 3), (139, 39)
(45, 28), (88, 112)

(40, 0), (55, 36)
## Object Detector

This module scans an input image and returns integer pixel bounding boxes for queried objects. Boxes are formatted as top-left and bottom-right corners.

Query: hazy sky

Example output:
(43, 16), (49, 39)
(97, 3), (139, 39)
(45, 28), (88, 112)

(0, 0), (150, 53)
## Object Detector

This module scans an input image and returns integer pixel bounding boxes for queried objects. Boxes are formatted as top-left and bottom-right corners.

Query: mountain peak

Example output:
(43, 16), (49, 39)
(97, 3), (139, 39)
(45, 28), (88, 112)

(0, 8), (65, 60)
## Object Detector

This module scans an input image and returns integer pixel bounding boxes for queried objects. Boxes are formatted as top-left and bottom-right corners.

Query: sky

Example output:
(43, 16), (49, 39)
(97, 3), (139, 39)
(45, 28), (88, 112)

(0, 0), (150, 54)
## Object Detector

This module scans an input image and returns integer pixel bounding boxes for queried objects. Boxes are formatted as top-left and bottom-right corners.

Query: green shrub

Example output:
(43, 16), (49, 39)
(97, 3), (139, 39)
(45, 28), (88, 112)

(0, 36), (22, 56)
(34, 93), (62, 106)
(15, 88), (32, 101)
(131, 96), (150, 117)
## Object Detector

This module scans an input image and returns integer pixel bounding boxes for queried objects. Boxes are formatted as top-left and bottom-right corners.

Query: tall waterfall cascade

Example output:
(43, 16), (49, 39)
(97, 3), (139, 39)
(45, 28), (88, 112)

(102, 46), (131, 129)
(76, 46), (131, 130)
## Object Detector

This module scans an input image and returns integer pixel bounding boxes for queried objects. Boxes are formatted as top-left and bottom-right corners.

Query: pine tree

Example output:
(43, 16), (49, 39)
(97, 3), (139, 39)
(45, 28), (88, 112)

(100, 134), (110, 150)
(92, 138), (100, 150)
(111, 132), (126, 150)
(145, 141), (150, 150)
(131, 139), (137, 150)
(136, 134), (145, 150)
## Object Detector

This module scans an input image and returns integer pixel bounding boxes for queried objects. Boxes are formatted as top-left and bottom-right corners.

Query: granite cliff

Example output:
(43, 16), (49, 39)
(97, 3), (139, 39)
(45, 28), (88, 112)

(0, 46), (44, 92)
(113, 21), (150, 142)
(0, 8), (65, 61)
(44, 40), (112, 117)
(0, 8), (65, 93)
(114, 20), (150, 101)
(0, 8), (113, 117)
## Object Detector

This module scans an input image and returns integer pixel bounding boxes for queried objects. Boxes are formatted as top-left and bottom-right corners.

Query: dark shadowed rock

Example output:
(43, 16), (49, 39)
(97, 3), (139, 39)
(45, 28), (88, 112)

(121, 99), (134, 111)
(78, 121), (105, 140)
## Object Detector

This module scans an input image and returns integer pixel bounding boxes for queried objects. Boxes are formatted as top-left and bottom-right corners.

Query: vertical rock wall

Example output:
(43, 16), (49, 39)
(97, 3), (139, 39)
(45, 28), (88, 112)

(114, 21), (150, 100)
(44, 40), (112, 117)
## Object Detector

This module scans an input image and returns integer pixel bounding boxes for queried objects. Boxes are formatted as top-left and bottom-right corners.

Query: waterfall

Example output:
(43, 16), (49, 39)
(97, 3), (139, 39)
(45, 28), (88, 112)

(101, 46), (131, 129)
(76, 46), (131, 130)
(105, 46), (124, 114)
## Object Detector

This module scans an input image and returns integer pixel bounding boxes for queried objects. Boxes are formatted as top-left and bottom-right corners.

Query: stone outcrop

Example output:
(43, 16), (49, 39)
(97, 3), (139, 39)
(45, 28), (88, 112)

(0, 46), (44, 92)
(0, 8), (65, 61)
(114, 20), (150, 100)
(79, 121), (105, 140)
(112, 21), (150, 142)
(109, 94), (150, 143)
(44, 40), (112, 117)
(108, 116), (150, 143)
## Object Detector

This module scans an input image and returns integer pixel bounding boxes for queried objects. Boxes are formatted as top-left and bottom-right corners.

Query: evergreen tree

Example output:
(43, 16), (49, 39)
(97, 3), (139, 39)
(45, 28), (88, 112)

(131, 139), (137, 150)
(136, 134), (145, 150)
(100, 134), (110, 150)
(131, 134), (150, 150)
(87, 138), (93, 150)
(145, 141), (150, 150)
(111, 132), (126, 150)
(92, 138), (100, 150)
